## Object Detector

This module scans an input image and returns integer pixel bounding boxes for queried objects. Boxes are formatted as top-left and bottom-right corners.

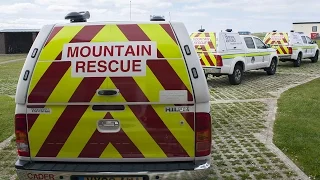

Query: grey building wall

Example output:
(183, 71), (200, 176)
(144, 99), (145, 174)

(0, 33), (5, 54)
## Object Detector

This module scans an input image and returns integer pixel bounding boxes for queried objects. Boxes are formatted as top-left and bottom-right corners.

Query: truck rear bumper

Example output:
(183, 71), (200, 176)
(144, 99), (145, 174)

(15, 159), (210, 180)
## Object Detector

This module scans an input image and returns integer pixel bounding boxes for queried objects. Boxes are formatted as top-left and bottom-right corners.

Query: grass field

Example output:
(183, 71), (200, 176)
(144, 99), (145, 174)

(274, 78), (320, 179)
(0, 54), (26, 63)
(0, 96), (15, 142)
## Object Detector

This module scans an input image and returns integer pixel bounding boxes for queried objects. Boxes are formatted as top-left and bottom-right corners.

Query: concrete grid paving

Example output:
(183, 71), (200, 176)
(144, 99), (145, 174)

(0, 59), (320, 180)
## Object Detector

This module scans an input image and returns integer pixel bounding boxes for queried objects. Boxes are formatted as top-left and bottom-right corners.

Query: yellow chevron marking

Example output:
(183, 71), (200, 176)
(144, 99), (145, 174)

(200, 54), (211, 67)
(152, 105), (195, 157)
(136, 70), (194, 157)
(28, 26), (84, 95)
(109, 81), (166, 158)
(28, 62), (53, 95)
(29, 106), (65, 157)
(100, 143), (122, 158)
(167, 59), (193, 96)
(139, 24), (182, 59)
(39, 26), (84, 61)
(46, 66), (82, 103)
(57, 108), (105, 158)
(133, 66), (162, 102)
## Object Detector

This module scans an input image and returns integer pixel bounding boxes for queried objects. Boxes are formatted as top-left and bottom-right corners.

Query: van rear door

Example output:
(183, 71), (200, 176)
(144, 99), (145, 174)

(263, 32), (291, 55)
(190, 32), (217, 67)
(26, 22), (195, 161)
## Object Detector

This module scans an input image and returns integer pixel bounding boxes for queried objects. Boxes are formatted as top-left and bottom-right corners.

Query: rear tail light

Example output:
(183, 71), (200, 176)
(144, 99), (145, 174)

(195, 112), (212, 157)
(215, 55), (223, 66)
(15, 114), (30, 157)
(288, 47), (293, 54)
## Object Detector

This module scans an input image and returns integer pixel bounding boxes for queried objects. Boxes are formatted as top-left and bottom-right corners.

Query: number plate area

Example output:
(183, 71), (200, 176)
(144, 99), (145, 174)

(72, 176), (148, 180)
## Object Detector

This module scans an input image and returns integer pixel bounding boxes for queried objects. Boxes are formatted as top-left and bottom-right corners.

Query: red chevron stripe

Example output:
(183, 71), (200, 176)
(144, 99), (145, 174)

(36, 76), (105, 157)
(204, 32), (216, 49)
(36, 105), (89, 157)
(130, 105), (189, 157)
(279, 46), (288, 54)
(201, 45), (206, 51)
(147, 60), (194, 101)
(117, 24), (193, 102)
(26, 114), (41, 131)
(160, 24), (177, 44)
(44, 26), (63, 47)
(28, 25), (105, 103)
(194, 33), (202, 37)
(203, 52), (215, 66)
(181, 113), (195, 130)
(110, 77), (149, 102)
(79, 113), (144, 158)
(27, 61), (70, 103)
(200, 58), (205, 66)
(265, 38), (271, 44)
(276, 49), (280, 54)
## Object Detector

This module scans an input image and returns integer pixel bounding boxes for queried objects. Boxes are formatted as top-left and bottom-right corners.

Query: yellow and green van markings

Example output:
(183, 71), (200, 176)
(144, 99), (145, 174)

(222, 52), (271, 59)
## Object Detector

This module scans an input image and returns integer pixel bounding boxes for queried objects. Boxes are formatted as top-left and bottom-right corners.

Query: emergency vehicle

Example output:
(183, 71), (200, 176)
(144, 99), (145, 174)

(263, 30), (319, 67)
(14, 12), (212, 180)
(190, 29), (279, 85)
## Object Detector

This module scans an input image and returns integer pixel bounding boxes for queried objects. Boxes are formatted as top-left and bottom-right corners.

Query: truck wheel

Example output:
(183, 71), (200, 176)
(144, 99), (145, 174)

(228, 65), (243, 85)
(266, 58), (277, 75)
(311, 50), (319, 63)
(293, 53), (302, 67)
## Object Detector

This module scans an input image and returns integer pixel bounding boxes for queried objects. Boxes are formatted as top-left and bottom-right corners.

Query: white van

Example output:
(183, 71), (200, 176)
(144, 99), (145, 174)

(263, 31), (319, 67)
(14, 12), (211, 180)
(191, 29), (279, 85)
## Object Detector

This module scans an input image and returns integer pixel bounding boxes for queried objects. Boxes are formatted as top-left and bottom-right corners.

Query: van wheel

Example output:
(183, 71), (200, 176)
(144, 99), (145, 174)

(294, 53), (302, 67)
(266, 58), (277, 75)
(228, 65), (243, 85)
(311, 51), (319, 63)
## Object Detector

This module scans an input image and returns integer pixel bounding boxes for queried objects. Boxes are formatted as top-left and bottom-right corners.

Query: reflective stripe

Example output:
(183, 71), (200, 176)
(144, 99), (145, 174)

(57, 109), (106, 158)
(152, 105), (195, 157)
(28, 106), (65, 157)
(100, 143), (123, 158)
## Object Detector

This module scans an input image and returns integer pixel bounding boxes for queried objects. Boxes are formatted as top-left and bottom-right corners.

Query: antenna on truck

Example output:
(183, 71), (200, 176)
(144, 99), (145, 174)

(65, 11), (90, 23)
(198, 25), (205, 32)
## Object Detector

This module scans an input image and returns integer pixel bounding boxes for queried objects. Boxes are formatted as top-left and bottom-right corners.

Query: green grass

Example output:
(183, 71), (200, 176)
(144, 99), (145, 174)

(0, 96), (15, 142)
(0, 54), (26, 63)
(274, 78), (320, 179)
(0, 61), (24, 95)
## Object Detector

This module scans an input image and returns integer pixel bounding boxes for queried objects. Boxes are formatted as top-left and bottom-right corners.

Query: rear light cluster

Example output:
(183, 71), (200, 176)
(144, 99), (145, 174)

(215, 55), (223, 66)
(288, 47), (293, 54)
(195, 112), (212, 157)
(15, 114), (30, 157)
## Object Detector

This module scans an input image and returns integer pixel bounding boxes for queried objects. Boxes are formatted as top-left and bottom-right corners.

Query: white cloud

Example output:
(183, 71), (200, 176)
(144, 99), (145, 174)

(0, 3), (39, 14)
(0, 0), (319, 33)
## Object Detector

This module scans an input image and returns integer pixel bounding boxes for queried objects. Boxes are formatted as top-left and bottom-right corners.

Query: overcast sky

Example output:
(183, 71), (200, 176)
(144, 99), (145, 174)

(0, 0), (319, 33)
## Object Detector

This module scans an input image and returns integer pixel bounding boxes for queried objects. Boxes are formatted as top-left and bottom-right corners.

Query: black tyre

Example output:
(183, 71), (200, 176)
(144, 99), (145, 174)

(293, 53), (302, 67)
(228, 64), (243, 85)
(311, 50), (319, 63)
(266, 58), (277, 75)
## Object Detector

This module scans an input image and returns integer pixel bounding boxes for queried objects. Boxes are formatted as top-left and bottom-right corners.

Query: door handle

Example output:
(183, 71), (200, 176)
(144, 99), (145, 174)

(97, 89), (118, 96)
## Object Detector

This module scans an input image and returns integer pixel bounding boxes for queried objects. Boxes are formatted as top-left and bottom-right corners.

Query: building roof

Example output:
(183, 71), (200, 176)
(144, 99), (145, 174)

(293, 22), (320, 25)
(0, 29), (40, 33)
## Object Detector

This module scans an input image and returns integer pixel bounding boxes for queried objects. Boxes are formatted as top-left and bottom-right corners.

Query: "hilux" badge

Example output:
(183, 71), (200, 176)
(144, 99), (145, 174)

(165, 106), (190, 113)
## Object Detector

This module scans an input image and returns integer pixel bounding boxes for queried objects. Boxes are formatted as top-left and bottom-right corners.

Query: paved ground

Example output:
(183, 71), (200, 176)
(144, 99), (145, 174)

(0, 58), (319, 180)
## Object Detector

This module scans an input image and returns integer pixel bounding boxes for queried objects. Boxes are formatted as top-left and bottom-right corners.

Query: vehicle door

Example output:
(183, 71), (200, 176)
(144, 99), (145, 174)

(26, 23), (196, 162)
(301, 36), (312, 58)
(253, 37), (270, 67)
(305, 36), (316, 57)
(243, 37), (258, 70)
